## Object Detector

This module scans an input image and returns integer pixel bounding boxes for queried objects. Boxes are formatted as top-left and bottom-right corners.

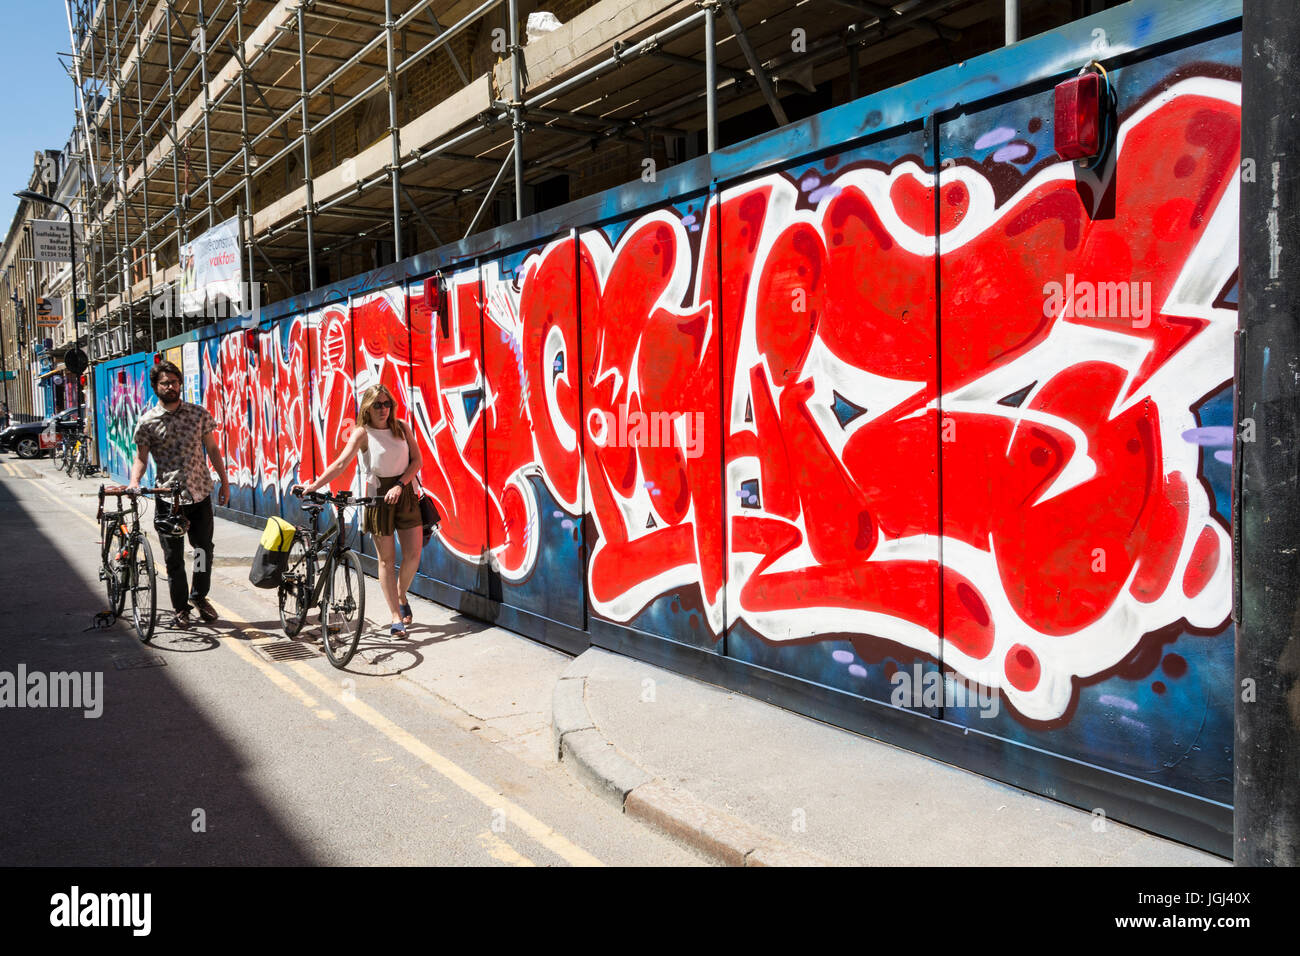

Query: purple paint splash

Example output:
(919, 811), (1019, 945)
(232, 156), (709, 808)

(832, 650), (854, 663)
(1099, 694), (1139, 711)
(974, 127), (1017, 150)
(808, 185), (841, 204)
(992, 143), (1030, 163)
(1182, 426), (1233, 446)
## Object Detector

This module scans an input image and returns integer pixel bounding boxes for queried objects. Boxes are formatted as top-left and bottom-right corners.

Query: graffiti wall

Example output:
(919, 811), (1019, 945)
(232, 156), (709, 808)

(94, 355), (155, 485)
(173, 9), (1239, 846)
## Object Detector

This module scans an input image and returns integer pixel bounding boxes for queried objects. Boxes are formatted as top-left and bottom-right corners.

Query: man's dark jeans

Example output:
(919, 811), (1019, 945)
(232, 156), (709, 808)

(155, 494), (214, 613)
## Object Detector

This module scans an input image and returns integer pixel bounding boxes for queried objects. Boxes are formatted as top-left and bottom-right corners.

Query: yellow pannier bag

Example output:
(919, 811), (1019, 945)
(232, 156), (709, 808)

(248, 516), (296, 589)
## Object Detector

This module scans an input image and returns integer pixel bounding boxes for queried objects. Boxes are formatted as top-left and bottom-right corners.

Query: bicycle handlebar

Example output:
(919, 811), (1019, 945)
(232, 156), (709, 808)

(291, 485), (383, 507)
(101, 484), (184, 497)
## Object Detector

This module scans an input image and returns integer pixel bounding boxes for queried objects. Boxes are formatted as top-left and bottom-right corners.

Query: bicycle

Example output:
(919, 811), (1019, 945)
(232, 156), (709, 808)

(61, 430), (82, 475)
(98, 482), (189, 642)
(279, 486), (380, 667)
(72, 433), (93, 479)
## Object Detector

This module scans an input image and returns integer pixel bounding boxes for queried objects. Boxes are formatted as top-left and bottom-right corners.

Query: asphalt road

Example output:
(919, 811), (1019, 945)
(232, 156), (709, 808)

(0, 454), (706, 866)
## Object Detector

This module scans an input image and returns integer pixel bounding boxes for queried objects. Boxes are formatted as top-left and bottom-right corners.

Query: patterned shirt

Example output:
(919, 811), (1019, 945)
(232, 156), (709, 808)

(134, 401), (218, 502)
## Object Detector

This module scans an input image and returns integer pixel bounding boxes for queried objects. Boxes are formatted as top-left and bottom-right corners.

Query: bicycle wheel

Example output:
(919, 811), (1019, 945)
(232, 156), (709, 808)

(100, 519), (127, 617)
(277, 535), (312, 637)
(130, 535), (158, 643)
(320, 549), (365, 667)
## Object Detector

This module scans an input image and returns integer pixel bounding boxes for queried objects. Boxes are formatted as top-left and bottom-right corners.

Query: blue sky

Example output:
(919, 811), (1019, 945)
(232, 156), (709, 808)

(0, 2), (80, 232)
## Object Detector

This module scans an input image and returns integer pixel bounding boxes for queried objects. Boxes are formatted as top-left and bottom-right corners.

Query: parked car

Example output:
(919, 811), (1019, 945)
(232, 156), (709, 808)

(0, 406), (87, 459)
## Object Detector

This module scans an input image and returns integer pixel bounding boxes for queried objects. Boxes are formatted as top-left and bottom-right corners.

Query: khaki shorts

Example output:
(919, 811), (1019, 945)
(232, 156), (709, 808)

(363, 476), (421, 536)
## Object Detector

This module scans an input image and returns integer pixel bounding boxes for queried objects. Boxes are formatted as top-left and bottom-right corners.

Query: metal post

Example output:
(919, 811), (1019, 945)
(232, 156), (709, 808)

(237, 2), (256, 305)
(723, 4), (789, 128)
(1237, 0), (1300, 867)
(385, 0), (403, 261)
(112, 0), (133, 359)
(704, 2), (717, 152)
(297, 5), (317, 289)
(508, 0), (524, 219)
(197, 0), (216, 232)
(134, 0), (155, 352)
(1005, 0), (1018, 45)
(464, 144), (515, 238)
(165, 0), (182, 338)
(0, 278), (9, 413)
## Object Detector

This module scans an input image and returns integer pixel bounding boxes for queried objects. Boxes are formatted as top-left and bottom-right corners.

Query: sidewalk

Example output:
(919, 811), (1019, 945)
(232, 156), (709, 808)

(74, 467), (1227, 867)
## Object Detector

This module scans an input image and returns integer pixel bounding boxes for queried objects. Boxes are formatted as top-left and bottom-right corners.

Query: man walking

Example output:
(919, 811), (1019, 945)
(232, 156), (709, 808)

(128, 360), (230, 628)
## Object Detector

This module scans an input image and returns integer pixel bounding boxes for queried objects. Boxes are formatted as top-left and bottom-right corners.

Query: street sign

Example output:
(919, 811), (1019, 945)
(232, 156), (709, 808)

(31, 220), (76, 263)
(0, 370), (17, 381)
(74, 297), (86, 321)
(64, 347), (88, 376)
(35, 297), (63, 326)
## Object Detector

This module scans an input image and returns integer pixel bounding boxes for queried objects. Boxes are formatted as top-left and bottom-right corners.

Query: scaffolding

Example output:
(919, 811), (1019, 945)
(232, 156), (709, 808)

(64, 0), (1091, 360)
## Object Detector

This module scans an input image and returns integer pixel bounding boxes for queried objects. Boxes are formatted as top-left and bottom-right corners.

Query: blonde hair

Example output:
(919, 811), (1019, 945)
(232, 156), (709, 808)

(356, 384), (403, 438)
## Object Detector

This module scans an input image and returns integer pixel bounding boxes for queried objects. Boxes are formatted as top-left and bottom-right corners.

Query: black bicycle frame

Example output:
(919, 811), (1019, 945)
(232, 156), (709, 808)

(297, 501), (356, 608)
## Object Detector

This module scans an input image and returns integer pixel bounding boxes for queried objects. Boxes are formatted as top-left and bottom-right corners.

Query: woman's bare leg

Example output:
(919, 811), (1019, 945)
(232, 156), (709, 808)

(396, 525), (423, 619)
(373, 532), (403, 623)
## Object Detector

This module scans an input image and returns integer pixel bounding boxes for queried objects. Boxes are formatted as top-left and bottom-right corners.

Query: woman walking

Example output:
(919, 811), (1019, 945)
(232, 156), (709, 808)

(300, 384), (423, 636)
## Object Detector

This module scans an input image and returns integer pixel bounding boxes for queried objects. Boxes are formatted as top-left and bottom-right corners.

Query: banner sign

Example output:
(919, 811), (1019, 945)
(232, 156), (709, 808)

(179, 217), (242, 315)
(31, 219), (78, 263)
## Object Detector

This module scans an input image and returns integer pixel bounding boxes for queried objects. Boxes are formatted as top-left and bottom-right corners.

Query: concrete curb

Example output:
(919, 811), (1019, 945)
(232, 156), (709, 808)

(552, 652), (840, 867)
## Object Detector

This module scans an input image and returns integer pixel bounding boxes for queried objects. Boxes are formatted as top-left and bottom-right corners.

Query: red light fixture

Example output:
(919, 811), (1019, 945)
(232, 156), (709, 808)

(1054, 70), (1101, 162)
(118, 369), (126, 384)
(153, 352), (163, 364)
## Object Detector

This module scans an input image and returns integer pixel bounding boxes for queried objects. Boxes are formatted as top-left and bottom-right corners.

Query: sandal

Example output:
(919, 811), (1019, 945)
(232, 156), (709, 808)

(390, 621), (407, 638)
(399, 602), (413, 625)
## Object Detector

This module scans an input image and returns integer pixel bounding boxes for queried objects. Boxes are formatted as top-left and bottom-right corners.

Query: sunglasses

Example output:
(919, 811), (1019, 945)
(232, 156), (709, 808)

(372, 401), (393, 409)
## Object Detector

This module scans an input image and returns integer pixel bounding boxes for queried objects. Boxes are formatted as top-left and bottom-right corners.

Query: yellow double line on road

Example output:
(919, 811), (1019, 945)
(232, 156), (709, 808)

(25, 476), (603, 867)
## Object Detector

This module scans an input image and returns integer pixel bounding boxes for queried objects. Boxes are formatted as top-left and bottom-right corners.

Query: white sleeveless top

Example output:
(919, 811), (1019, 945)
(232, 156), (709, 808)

(360, 425), (410, 495)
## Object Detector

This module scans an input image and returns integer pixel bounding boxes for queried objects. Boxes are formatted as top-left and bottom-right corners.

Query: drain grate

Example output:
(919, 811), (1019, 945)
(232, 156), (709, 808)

(114, 653), (167, 670)
(253, 640), (320, 662)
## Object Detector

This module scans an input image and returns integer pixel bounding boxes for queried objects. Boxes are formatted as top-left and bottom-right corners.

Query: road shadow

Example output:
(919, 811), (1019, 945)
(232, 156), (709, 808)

(0, 479), (316, 865)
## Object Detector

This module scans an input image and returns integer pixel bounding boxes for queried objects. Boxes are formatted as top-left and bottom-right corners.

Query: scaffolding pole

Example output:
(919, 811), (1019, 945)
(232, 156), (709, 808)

(237, 1), (256, 309)
(135, 0), (155, 351)
(198, 0), (216, 232)
(112, 0), (133, 358)
(297, 5), (317, 290)
(509, 0), (524, 219)
(165, 0), (182, 339)
(385, 0), (403, 261)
